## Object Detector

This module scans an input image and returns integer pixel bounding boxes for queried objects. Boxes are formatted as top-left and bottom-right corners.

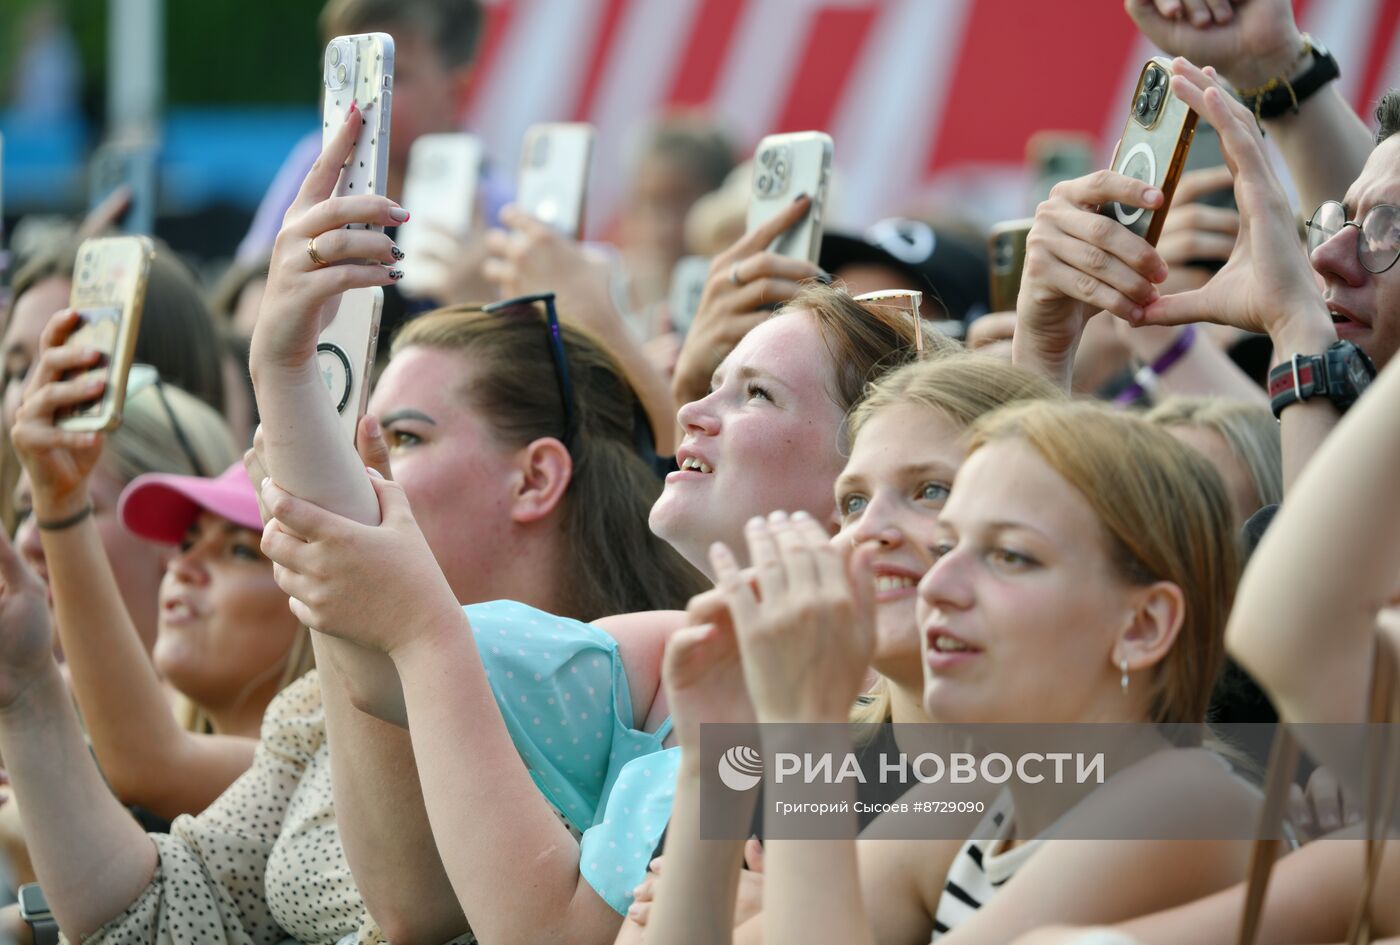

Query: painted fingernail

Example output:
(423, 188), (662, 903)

(768, 510), (787, 523)
(1144, 187), (1163, 205)
(746, 516), (764, 530)
(792, 510), (812, 521)
(349, 100), (358, 114)
(390, 245), (405, 261)
(1130, 306), (1145, 322)
(366, 466), (384, 479)
(388, 268), (404, 280)
(260, 477), (270, 491)
(815, 269), (833, 285)
(389, 207), (410, 223)
(1191, 10), (1209, 25)
(792, 192), (809, 204)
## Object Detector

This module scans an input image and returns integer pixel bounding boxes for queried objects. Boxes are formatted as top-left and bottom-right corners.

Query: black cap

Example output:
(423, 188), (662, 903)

(819, 218), (990, 324)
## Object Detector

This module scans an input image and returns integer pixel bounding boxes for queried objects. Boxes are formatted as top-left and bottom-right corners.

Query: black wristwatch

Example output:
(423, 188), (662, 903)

(17, 883), (58, 945)
(1267, 340), (1376, 418)
(1239, 35), (1340, 120)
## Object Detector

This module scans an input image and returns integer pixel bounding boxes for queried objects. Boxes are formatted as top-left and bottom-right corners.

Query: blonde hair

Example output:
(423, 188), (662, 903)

(781, 282), (958, 426)
(103, 383), (240, 485)
(847, 354), (1064, 725)
(1146, 397), (1283, 511)
(968, 401), (1239, 726)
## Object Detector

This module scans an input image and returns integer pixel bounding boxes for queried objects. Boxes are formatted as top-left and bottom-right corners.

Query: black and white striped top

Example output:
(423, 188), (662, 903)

(931, 792), (1041, 939)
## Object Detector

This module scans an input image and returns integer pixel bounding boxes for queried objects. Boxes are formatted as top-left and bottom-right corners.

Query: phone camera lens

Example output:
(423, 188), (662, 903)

(1147, 86), (1164, 111)
(755, 173), (772, 195)
(329, 45), (342, 67)
(1135, 93), (1151, 119)
(759, 148), (775, 168)
(1144, 68), (1162, 91)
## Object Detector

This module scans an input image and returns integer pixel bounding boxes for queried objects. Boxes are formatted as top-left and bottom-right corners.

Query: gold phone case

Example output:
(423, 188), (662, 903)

(988, 218), (1033, 312)
(1101, 57), (1198, 246)
(60, 236), (156, 431)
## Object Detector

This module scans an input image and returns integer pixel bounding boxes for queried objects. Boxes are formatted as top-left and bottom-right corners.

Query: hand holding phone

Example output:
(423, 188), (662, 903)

(316, 32), (395, 438)
(57, 236), (156, 431)
(1100, 57), (1198, 246)
(397, 134), (483, 297)
(987, 219), (1033, 312)
(517, 123), (594, 239)
(745, 132), (832, 264)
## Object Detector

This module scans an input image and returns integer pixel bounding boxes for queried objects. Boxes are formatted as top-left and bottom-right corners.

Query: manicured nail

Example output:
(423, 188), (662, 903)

(366, 466), (384, 479)
(1130, 306), (1145, 323)
(366, 415), (382, 438)
(768, 510), (787, 523)
(349, 100), (358, 114)
(388, 268), (404, 280)
(389, 207), (410, 223)
(815, 269), (833, 285)
(260, 477), (270, 491)
(746, 516), (764, 531)
(792, 510), (812, 521)
(792, 192), (809, 204)
(1144, 187), (1163, 205)
(390, 245), (405, 261)
(1191, 10), (1209, 25)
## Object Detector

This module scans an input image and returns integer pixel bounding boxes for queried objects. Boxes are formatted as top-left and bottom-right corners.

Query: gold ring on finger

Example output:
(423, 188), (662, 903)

(307, 236), (330, 268)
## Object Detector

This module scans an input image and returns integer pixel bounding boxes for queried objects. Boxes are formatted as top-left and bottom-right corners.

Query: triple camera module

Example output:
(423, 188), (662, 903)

(1133, 64), (1168, 127)
(753, 142), (793, 198)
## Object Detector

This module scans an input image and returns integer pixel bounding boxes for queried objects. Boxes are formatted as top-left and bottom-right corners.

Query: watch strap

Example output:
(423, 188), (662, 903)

(1237, 35), (1340, 121)
(27, 917), (59, 945)
(1267, 351), (1325, 418)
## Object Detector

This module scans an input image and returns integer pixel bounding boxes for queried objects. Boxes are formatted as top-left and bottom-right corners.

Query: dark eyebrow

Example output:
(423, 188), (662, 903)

(379, 409), (437, 426)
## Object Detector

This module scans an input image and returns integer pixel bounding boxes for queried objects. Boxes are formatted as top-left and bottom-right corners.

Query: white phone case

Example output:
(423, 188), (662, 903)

(322, 32), (395, 227)
(517, 123), (595, 238)
(317, 286), (383, 442)
(746, 131), (833, 265)
(397, 133), (483, 296)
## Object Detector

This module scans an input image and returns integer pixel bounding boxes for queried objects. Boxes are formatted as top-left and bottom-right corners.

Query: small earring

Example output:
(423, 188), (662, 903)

(1120, 657), (1129, 693)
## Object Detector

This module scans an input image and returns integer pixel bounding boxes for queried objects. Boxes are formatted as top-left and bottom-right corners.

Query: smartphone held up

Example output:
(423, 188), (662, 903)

(746, 131), (833, 264)
(58, 236), (156, 432)
(1100, 57), (1198, 246)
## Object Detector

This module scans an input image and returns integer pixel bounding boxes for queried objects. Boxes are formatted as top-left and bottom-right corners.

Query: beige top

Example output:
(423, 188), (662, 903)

(79, 671), (476, 945)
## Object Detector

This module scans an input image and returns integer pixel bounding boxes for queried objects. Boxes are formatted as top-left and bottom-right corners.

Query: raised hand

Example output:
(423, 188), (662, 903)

(250, 105), (408, 379)
(11, 310), (107, 522)
(714, 511), (876, 724)
(662, 586), (755, 754)
(672, 198), (824, 405)
(483, 205), (624, 341)
(0, 529), (57, 710)
(1013, 170), (1168, 386)
(258, 473), (460, 654)
(1131, 59), (1335, 353)
(1125, 0), (1306, 90)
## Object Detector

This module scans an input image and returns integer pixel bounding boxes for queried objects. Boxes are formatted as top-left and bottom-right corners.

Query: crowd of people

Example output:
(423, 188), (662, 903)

(0, 0), (1395, 943)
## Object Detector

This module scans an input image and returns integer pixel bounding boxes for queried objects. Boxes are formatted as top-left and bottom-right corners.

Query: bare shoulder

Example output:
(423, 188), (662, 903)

(592, 610), (690, 732)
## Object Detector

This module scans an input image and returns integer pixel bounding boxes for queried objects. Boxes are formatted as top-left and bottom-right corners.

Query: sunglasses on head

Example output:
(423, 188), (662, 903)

(479, 292), (579, 452)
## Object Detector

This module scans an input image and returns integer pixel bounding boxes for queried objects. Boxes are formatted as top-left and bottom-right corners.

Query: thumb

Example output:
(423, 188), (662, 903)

(369, 472), (414, 526)
(356, 415), (394, 481)
(744, 836), (764, 873)
(1133, 287), (1216, 329)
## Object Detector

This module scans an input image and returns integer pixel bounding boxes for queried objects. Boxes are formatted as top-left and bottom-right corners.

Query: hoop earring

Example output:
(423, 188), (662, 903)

(1120, 657), (1130, 693)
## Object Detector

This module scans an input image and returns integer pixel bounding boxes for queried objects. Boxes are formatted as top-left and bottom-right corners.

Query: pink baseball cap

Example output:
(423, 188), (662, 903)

(119, 461), (265, 544)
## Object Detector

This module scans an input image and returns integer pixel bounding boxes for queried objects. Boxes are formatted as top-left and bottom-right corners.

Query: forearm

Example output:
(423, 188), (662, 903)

(1125, 329), (1267, 407)
(1228, 322), (1397, 717)
(762, 730), (872, 945)
(319, 645), (467, 943)
(39, 518), (197, 808)
(1260, 84), (1371, 215)
(0, 663), (156, 937)
(248, 360), (378, 525)
(1012, 329), (1075, 394)
(645, 756), (749, 945)
(1270, 318), (1340, 491)
(394, 620), (620, 945)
